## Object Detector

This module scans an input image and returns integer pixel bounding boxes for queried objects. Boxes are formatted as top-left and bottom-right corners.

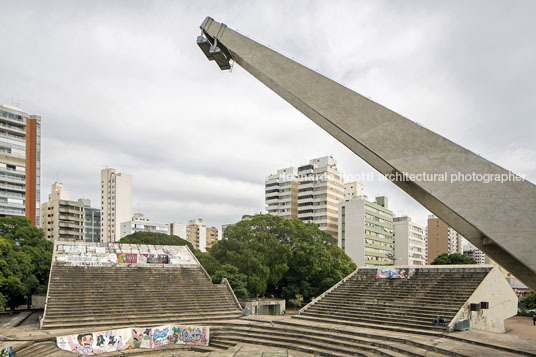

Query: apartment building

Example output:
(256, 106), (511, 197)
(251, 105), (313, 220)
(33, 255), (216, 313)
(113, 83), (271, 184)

(100, 168), (132, 243)
(344, 182), (364, 201)
(0, 104), (40, 226)
(120, 213), (169, 238)
(463, 242), (486, 264)
(41, 183), (101, 242)
(393, 216), (427, 265)
(338, 195), (394, 266)
(265, 167), (299, 219)
(265, 156), (344, 237)
(427, 215), (463, 262)
(171, 218), (219, 252)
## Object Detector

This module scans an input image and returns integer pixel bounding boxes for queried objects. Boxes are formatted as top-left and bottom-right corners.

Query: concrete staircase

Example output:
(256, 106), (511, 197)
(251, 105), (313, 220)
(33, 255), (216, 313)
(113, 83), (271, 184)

(205, 317), (524, 357)
(295, 267), (491, 331)
(41, 265), (243, 329)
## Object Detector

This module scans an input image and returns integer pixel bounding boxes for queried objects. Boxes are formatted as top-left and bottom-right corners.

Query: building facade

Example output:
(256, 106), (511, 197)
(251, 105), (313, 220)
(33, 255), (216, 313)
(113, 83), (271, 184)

(393, 216), (427, 265)
(265, 167), (299, 219)
(338, 195), (394, 266)
(463, 242), (486, 264)
(120, 213), (170, 238)
(171, 218), (219, 252)
(0, 104), (40, 226)
(265, 156), (344, 237)
(344, 182), (364, 201)
(41, 183), (100, 242)
(427, 215), (463, 263)
(80, 199), (101, 243)
(100, 168), (132, 243)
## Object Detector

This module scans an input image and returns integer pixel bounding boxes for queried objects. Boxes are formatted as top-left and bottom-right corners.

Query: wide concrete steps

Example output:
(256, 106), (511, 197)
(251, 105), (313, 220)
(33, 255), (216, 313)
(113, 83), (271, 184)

(314, 301), (460, 315)
(301, 311), (447, 331)
(209, 321), (454, 357)
(300, 268), (489, 331)
(42, 265), (243, 329)
(306, 305), (455, 323)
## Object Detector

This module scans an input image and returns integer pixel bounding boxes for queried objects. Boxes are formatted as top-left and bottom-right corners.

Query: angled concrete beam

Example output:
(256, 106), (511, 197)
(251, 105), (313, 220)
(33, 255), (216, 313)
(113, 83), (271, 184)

(198, 17), (536, 290)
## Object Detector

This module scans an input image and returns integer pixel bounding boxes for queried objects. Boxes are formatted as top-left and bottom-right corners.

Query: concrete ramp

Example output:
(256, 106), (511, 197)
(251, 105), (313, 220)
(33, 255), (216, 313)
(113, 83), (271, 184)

(197, 16), (536, 290)
(41, 242), (243, 329)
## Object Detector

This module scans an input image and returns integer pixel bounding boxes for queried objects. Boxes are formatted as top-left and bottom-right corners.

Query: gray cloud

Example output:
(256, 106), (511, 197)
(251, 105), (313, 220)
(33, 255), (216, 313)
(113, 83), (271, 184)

(0, 0), (534, 229)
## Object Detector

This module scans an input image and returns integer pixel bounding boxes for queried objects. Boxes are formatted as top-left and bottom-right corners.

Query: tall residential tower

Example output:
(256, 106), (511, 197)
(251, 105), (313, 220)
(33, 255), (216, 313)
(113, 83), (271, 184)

(265, 156), (344, 237)
(427, 215), (463, 263)
(338, 195), (394, 266)
(0, 104), (41, 225)
(100, 168), (132, 243)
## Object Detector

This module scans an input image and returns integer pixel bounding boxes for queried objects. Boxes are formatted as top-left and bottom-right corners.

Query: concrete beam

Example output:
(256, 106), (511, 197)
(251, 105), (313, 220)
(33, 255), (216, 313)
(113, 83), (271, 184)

(198, 17), (536, 290)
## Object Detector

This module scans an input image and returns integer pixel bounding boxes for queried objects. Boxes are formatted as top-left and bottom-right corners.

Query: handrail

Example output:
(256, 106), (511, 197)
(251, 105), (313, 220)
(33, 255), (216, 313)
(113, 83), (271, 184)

(40, 241), (58, 328)
(222, 278), (244, 313)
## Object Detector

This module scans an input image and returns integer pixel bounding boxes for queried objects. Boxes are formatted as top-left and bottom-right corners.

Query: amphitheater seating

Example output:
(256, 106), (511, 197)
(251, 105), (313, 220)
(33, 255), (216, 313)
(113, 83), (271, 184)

(41, 242), (243, 329)
(295, 266), (491, 331)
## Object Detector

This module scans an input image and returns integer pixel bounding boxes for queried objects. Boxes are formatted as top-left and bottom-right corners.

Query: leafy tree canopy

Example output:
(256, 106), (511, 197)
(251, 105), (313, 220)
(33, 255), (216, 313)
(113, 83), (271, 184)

(212, 264), (248, 299)
(431, 253), (476, 265)
(522, 293), (536, 310)
(0, 217), (52, 310)
(119, 232), (193, 251)
(209, 214), (356, 300)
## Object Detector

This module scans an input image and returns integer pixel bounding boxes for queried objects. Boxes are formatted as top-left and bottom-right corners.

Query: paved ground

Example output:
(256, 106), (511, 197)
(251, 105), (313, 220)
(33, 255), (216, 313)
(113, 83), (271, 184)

(505, 315), (536, 339)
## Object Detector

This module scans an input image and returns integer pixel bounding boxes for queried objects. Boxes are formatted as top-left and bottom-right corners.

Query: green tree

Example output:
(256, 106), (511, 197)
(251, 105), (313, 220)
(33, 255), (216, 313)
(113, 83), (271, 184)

(212, 264), (248, 299)
(522, 293), (536, 310)
(193, 250), (221, 276)
(211, 214), (356, 300)
(431, 253), (476, 265)
(0, 218), (52, 309)
(119, 232), (194, 251)
(0, 292), (6, 312)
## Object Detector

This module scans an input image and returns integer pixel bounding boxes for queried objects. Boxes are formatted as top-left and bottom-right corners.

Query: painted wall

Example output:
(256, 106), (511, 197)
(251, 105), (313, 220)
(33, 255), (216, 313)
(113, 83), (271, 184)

(56, 325), (209, 355)
(448, 265), (518, 333)
(54, 242), (197, 267)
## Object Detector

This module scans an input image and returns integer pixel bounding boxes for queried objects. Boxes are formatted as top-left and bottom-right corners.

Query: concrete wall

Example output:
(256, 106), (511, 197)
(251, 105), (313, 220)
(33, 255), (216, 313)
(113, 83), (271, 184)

(449, 265), (517, 333)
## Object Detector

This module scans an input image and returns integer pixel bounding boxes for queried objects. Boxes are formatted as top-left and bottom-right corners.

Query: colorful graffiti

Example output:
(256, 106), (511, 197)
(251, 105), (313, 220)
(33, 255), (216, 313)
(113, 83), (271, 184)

(376, 268), (409, 279)
(55, 243), (198, 267)
(0, 346), (12, 357)
(56, 325), (209, 355)
(116, 253), (138, 264)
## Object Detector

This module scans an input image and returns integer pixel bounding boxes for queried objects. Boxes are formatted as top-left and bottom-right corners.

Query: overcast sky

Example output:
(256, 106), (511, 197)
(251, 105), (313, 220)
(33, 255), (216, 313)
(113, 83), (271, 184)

(0, 1), (534, 228)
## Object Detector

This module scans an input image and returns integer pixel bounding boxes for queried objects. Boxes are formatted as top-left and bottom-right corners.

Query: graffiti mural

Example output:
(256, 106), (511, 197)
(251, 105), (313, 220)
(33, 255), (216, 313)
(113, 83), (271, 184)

(116, 253), (138, 264)
(56, 325), (209, 355)
(55, 243), (198, 267)
(0, 346), (12, 357)
(376, 267), (409, 279)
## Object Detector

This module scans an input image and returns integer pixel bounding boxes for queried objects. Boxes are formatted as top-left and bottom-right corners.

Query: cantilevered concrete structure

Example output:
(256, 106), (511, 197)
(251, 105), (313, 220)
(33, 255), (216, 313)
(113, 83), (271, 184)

(197, 17), (536, 290)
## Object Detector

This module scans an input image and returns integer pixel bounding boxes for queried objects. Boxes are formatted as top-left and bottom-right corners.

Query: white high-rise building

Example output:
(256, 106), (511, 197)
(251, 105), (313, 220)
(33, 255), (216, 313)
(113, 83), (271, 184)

(265, 167), (299, 219)
(265, 156), (344, 237)
(393, 216), (426, 266)
(100, 168), (132, 243)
